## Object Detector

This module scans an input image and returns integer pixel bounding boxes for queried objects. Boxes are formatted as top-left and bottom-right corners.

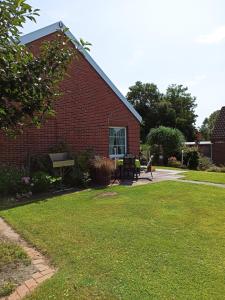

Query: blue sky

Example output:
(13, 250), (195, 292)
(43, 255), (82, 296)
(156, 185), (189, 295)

(22, 0), (225, 126)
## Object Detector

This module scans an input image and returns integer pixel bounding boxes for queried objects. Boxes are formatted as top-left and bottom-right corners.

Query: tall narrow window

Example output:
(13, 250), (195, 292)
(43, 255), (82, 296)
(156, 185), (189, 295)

(109, 127), (127, 158)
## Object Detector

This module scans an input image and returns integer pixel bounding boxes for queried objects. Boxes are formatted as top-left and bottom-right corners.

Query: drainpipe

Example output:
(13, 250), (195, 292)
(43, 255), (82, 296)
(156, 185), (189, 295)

(211, 142), (213, 161)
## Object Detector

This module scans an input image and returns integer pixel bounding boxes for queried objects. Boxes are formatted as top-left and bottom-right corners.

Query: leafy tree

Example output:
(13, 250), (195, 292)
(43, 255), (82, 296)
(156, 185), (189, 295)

(126, 81), (162, 140)
(0, 0), (90, 135)
(127, 82), (197, 142)
(147, 126), (185, 164)
(199, 110), (220, 140)
(164, 84), (197, 141)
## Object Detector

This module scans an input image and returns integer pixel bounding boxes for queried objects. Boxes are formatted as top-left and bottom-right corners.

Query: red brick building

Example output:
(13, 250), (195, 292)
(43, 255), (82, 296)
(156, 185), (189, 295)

(0, 22), (141, 166)
(212, 106), (225, 165)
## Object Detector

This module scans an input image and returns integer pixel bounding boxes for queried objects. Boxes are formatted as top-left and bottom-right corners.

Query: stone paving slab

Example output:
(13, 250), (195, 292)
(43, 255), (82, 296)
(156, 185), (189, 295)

(0, 218), (56, 300)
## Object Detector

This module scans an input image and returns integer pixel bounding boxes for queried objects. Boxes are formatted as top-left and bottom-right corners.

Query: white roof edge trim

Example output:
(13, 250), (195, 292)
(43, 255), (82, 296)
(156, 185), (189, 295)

(20, 21), (142, 123)
(185, 141), (212, 145)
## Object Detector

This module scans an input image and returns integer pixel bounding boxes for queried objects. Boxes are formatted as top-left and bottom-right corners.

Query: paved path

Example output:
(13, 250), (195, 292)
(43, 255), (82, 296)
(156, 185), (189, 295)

(176, 179), (225, 188)
(116, 168), (225, 188)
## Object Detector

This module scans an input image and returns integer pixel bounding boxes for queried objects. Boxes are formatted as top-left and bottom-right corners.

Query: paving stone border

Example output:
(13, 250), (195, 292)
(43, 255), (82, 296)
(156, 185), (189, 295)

(0, 218), (56, 300)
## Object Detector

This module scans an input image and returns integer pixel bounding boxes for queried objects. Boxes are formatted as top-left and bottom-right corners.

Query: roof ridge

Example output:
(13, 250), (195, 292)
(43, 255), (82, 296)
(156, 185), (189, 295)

(20, 21), (142, 123)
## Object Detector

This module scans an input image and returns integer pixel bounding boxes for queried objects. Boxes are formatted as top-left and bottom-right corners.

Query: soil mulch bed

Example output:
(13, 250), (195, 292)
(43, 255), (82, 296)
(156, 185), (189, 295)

(0, 237), (38, 297)
(0, 218), (56, 299)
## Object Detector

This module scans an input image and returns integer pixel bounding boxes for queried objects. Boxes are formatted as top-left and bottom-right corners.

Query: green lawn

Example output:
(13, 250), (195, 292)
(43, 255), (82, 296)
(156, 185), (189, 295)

(155, 167), (225, 185)
(182, 170), (225, 185)
(155, 166), (185, 171)
(1, 182), (225, 299)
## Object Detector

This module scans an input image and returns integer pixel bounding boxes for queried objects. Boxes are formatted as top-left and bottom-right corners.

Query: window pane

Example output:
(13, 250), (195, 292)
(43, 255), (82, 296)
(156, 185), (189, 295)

(118, 128), (125, 137)
(109, 146), (115, 155)
(117, 136), (125, 145)
(109, 127), (126, 156)
(118, 146), (125, 155)
(109, 128), (115, 136)
(109, 137), (115, 146)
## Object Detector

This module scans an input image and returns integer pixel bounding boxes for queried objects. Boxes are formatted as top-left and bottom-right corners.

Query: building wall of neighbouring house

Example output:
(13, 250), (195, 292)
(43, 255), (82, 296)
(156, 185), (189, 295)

(0, 32), (140, 166)
(211, 106), (225, 165)
(185, 143), (212, 160)
(212, 142), (225, 165)
(199, 144), (212, 158)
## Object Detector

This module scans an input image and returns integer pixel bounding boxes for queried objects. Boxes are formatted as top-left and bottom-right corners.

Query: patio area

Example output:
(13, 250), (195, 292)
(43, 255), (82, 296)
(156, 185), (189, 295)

(113, 168), (186, 186)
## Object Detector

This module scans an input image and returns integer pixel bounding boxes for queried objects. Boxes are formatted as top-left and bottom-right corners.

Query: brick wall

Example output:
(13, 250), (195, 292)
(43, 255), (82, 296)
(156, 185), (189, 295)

(0, 32), (140, 166)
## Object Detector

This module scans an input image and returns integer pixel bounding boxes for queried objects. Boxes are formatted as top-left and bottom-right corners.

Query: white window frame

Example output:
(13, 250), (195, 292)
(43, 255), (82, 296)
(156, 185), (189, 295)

(109, 127), (127, 158)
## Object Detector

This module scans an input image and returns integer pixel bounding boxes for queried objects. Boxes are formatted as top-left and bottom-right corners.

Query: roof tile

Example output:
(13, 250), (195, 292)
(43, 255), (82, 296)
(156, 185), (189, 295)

(212, 107), (225, 140)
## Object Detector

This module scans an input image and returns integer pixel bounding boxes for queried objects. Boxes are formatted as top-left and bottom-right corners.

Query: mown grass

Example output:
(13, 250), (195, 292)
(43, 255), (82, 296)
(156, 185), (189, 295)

(155, 166), (185, 171)
(1, 181), (225, 299)
(183, 170), (225, 184)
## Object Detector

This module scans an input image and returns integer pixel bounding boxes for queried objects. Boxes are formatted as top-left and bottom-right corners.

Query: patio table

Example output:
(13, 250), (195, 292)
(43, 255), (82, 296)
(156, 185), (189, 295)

(116, 159), (141, 169)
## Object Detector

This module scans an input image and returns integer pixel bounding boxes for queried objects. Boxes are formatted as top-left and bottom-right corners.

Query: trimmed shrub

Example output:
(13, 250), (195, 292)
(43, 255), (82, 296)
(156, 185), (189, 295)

(183, 147), (200, 170)
(147, 126), (185, 164)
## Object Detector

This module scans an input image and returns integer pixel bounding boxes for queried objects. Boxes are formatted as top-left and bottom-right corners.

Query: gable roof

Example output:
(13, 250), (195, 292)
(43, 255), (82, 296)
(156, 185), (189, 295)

(212, 106), (225, 140)
(20, 21), (142, 123)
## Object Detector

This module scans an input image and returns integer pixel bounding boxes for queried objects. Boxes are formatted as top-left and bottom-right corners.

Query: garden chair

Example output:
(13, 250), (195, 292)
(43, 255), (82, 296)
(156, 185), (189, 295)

(122, 155), (139, 180)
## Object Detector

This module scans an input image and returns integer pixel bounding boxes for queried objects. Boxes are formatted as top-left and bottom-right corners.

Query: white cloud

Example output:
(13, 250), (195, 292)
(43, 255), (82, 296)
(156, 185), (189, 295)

(196, 26), (225, 44)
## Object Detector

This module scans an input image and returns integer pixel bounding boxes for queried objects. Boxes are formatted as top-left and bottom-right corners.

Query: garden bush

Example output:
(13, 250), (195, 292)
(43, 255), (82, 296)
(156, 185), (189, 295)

(206, 165), (225, 173)
(198, 156), (214, 171)
(207, 166), (222, 172)
(168, 156), (182, 168)
(31, 171), (60, 194)
(147, 126), (185, 164)
(48, 141), (71, 153)
(218, 165), (225, 173)
(140, 144), (150, 165)
(0, 166), (27, 196)
(64, 149), (94, 187)
(183, 147), (200, 170)
(29, 154), (52, 174)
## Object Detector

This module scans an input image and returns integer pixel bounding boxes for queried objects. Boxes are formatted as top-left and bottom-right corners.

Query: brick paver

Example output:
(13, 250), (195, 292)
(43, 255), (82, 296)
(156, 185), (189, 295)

(0, 218), (57, 300)
(24, 278), (37, 289)
(16, 285), (29, 298)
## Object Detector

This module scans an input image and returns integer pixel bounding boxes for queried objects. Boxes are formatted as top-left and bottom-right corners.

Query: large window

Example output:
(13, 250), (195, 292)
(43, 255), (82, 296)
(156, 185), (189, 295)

(109, 127), (127, 158)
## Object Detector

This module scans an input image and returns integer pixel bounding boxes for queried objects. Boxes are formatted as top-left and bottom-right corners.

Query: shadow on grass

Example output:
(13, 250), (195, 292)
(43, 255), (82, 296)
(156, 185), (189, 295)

(0, 178), (151, 212)
(0, 182), (118, 211)
(0, 187), (82, 212)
